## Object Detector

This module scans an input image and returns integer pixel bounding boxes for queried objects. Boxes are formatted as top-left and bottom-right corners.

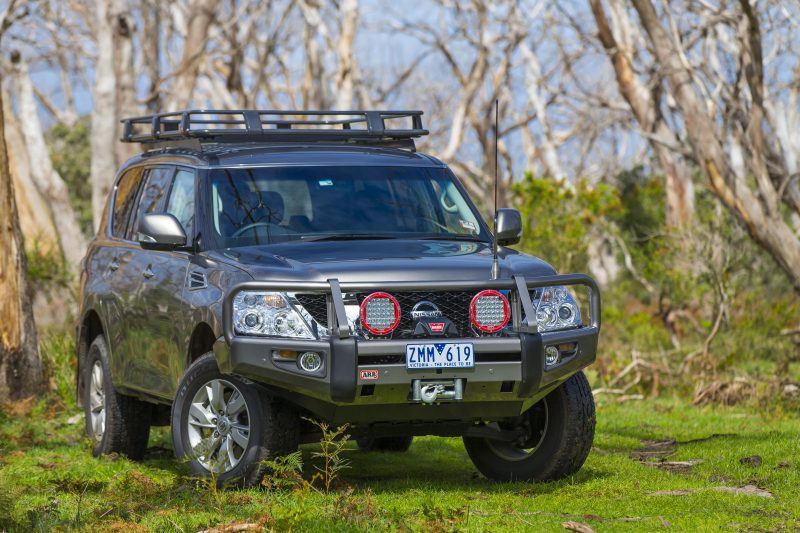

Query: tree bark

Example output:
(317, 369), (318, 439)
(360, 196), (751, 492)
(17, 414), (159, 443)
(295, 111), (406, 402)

(168, 0), (219, 110)
(590, 0), (694, 226)
(11, 53), (87, 267)
(519, 42), (565, 181)
(334, 0), (358, 110)
(630, 0), (800, 292)
(90, 0), (118, 232)
(299, 0), (328, 109)
(0, 77), (43, 402)
(142, 0), (162, 113)
(2, 93), (59, 255)
(114, 0), (139, 164)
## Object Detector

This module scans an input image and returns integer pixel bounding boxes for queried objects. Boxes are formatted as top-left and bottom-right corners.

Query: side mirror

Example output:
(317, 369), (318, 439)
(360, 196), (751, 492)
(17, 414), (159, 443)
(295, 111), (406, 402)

(138, 213), (187, 251)
(495, 208), (522, 246)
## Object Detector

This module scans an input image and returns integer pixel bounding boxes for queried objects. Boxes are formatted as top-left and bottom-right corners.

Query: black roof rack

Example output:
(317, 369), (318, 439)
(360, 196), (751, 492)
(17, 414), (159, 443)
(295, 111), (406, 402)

(120, 109), (428, 150)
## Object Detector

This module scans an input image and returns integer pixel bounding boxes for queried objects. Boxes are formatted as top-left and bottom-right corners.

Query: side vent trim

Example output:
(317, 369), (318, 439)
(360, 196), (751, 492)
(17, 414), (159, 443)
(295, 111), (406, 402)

(187, 271), (208, 290)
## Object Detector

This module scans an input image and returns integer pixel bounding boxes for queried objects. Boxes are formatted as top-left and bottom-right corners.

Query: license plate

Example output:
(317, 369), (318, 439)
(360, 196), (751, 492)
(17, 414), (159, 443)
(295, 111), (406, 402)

(405, 343), (474, 369)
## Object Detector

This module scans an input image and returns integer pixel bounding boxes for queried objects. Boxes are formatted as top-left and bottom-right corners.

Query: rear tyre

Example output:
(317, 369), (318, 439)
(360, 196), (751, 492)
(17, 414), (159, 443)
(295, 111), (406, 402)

(171, 353), (299, 487)
(463, 371), (595, 482)
(356, 436), (413, 452)
(83, 335), (151, 460)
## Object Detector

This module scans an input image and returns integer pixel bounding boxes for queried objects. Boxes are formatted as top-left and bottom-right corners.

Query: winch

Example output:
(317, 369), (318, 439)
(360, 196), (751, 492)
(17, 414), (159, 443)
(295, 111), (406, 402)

(410, 378), (465, 404)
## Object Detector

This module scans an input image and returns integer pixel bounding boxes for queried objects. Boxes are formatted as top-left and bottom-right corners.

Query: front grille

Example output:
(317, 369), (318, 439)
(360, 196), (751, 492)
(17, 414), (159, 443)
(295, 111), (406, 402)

(295, 291), (512, 339)
(358, 291), (477, 338)
(295, 294), (328, 325)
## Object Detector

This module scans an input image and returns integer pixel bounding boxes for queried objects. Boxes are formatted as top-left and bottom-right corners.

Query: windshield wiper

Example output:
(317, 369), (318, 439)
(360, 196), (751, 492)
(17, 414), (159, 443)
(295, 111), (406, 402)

(299, 233), (400, 242)
(417, 234), (486, 242)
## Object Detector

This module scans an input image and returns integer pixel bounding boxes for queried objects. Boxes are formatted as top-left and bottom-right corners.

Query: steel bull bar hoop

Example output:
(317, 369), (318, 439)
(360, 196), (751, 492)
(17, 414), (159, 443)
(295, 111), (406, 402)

(221, 275), (600, 403)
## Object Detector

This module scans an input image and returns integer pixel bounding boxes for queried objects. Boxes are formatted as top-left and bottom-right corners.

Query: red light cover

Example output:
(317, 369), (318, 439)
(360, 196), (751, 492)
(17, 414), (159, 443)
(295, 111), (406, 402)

(470, 290), (510, 333)
(360, 292), (401, 335)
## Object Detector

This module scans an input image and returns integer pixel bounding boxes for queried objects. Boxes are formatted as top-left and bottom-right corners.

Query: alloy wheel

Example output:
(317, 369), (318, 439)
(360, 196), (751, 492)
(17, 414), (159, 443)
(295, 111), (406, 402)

(186, 379), (251, 473)
(89, 361), (106, 442)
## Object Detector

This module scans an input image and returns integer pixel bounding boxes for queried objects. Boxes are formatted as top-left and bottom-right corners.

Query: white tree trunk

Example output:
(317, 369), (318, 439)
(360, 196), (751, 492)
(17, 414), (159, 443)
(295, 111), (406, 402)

(114, 0), (139, 165)
(168, 0), (219, 111)
(2, 94), (59, 254)
(11, 55), (86, 267)
(334, 0), (358, 110)
(520, 42), (565, 181)
(90, 0), (118, 232)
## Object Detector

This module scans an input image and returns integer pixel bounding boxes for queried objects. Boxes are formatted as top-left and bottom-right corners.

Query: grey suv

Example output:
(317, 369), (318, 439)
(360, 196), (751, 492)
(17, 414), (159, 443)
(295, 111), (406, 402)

(76, 110), (600, 486)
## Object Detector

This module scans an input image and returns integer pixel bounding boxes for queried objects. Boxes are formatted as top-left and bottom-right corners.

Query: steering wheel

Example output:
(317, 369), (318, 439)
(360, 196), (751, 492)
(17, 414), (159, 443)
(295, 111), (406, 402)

(439, 189), (459, 213)
(232, 222), (276, 238)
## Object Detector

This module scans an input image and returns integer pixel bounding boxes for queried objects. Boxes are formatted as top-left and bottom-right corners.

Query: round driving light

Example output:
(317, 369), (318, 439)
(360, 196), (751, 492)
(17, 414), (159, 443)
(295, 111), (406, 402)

(243, 312), (261, 329)
(470, 290), (510, 333)
(545, 345), (560, 366)
(360, 292), (400, 335)
(558, 304), (573, 321)
(298, 352), (323, 373)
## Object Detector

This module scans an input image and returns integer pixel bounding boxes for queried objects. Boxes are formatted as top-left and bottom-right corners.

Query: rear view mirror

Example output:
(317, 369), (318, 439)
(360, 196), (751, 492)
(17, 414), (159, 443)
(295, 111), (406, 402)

(138, 213), (187, 251)
(495, 208), (522, 246)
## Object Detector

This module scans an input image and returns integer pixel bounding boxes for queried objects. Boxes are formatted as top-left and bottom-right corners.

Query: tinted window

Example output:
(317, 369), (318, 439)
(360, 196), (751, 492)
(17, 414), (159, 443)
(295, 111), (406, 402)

(166, 169), (195, 237)
(112, 167), (144, 239)
(129, 167), (175, 240)
(206, 166), (488, 249)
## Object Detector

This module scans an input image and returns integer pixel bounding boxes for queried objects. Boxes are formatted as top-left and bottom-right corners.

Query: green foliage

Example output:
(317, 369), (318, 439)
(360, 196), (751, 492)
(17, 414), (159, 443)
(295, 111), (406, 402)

(305, 418), (351, 494)
(261, 450), (305, 491)
(46, 117), (93, 237)
(39, 330), (77, 407)
(513, 167), (800, 387)
(514, 173), (620, 273)
(25, 238), (70, 286)
(2, 398), (800, 531)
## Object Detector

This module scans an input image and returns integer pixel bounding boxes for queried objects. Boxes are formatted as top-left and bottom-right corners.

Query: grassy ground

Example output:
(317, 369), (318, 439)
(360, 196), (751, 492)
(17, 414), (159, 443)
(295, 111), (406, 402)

(1, 394), (798, 532)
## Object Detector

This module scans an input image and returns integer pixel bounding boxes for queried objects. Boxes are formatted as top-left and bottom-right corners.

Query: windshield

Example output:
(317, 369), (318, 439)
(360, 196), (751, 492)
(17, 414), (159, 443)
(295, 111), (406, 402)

(205, 166), (489, 248)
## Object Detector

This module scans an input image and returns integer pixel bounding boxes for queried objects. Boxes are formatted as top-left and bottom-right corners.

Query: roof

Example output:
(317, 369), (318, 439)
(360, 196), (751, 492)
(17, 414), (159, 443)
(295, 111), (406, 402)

(119, 143), (447, 171)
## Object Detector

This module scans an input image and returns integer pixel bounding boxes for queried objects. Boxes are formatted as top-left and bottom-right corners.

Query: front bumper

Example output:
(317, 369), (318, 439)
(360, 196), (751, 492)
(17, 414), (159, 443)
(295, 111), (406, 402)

(215, 274), (600, 424)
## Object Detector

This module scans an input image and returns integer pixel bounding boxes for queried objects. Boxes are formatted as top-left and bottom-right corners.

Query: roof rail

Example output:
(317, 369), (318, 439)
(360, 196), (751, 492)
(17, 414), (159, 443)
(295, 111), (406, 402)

(120, 110), (428, 148)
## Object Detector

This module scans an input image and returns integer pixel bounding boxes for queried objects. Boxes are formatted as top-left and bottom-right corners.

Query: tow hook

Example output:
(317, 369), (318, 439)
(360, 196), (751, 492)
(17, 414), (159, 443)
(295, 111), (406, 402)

(411, 378), (464, 404)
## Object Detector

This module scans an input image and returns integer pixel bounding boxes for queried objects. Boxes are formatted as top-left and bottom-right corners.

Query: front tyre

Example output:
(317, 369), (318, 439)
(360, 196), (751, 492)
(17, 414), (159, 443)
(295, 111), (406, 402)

(463, 371), (595, 482)
(171, 353), (299, 487)
(83, 335), (151, 459)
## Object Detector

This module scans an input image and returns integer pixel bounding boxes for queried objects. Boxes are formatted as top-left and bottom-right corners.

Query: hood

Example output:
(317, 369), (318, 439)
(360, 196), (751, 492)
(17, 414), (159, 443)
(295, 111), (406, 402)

(207, 239), (556, 283)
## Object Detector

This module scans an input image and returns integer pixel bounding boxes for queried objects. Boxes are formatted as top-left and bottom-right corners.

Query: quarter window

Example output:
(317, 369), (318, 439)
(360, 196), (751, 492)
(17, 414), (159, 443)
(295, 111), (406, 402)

(112, 167), (144, 239)
(129, 167), (175, 240)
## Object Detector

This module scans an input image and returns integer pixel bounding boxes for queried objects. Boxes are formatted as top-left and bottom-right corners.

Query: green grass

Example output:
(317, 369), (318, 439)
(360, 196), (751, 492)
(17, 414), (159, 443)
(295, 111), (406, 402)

(1, 396), (798, 532)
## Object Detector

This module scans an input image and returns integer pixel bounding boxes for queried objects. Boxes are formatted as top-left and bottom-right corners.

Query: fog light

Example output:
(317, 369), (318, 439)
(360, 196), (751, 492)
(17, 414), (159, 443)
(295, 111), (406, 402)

(544, 345), (560, 367)
(298, 351), (323, 373)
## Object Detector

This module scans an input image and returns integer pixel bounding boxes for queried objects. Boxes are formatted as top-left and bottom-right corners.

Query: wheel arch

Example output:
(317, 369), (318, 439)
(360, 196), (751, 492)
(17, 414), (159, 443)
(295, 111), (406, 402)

(188, 321), (217, 365)
(76, 309), (105, 408)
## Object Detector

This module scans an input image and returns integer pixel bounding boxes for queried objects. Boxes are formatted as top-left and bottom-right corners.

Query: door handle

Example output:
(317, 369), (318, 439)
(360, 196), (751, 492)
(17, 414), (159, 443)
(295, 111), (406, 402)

(109, 259), (120, 271)
(142, 265), (155, 279)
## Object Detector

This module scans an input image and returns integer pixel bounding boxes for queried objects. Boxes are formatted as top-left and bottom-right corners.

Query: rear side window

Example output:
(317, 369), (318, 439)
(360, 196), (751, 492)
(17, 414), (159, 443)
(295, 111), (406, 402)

(166, 169), (195, 237)
(129, 167), (175, 240)
(112, 167), (144, 239)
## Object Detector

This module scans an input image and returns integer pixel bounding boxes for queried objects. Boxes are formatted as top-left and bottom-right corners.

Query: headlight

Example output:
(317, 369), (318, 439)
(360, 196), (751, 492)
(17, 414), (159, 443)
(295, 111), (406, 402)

(233, 291), (315, 339)
(531, 286), (582, 332)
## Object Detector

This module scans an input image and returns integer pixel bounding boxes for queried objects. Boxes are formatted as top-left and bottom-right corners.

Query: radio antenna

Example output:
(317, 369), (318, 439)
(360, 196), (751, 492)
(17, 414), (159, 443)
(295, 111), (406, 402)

(491, 98), (500, 280)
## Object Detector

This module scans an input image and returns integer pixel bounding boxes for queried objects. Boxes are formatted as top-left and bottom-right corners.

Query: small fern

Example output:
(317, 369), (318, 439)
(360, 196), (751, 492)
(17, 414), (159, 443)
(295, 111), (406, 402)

(304, 418), (351, 493)
(260, 450), (304, 491)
